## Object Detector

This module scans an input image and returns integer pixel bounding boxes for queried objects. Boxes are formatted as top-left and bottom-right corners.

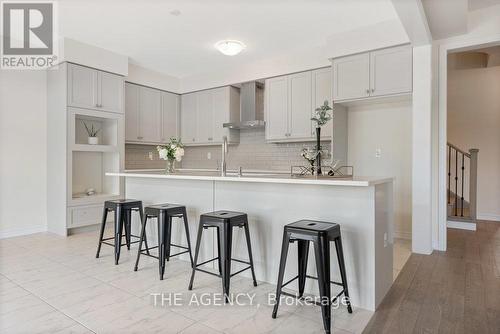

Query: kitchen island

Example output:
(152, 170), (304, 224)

(107, 170), (394, 311)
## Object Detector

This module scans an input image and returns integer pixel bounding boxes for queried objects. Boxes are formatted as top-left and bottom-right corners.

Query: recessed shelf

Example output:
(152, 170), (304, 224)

(70, 193), (121, 206)
(71, 151), (121, 204)
(74, 111), (119, 147)
(72, 144), (119, 152)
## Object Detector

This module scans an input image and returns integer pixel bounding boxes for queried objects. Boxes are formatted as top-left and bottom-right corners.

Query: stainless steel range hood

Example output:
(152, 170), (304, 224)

(223, 81), (265, 129)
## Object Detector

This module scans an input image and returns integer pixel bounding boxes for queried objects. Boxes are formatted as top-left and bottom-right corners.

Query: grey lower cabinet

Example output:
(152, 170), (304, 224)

(125, 82), (180, 145)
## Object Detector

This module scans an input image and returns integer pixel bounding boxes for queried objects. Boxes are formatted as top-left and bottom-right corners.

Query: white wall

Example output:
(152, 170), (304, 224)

(412, 45), (434, 254)
(347, 100), (413, 239)
(127, 64), (180, 93)
(0, 71), (47, 238)
(447, 66), (500, 221)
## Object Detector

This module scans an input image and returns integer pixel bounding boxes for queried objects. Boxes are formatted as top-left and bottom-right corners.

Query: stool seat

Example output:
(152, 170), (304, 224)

(145, 203), (185, 216)
(200, 211), (247, 225)
(286, 220), (340, 238)
(105, 199), (142, 210)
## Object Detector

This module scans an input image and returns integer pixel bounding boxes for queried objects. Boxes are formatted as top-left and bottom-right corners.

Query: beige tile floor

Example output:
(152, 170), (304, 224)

(0, 230), (410, 334)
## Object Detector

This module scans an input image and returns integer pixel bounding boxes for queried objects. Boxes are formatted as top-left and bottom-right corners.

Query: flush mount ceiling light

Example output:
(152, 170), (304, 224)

(215, 40), (246, 56)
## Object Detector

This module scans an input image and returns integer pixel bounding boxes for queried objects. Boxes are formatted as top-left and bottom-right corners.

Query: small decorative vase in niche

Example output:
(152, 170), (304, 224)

(165, 159), (176, 174)
(88, 136), (98, 145)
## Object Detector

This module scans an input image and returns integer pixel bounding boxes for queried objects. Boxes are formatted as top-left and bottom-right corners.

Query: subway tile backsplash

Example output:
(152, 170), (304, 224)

(125, 128), (330, 171)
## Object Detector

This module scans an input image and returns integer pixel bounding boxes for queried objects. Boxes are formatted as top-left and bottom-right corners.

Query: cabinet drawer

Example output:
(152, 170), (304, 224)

(68, 205), (104, 228)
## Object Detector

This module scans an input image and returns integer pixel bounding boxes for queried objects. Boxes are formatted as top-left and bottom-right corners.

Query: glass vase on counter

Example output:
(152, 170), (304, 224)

(165, 158), (176, 174)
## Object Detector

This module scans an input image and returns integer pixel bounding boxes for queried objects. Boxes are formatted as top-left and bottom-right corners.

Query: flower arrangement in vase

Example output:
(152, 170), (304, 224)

(310, 100), (333, 175)
(157, 138), (184, 173)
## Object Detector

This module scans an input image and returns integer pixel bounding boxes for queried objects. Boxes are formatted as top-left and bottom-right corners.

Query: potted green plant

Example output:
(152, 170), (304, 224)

(82, 121), (100, 145)
(311, 100), (333, 175)
(157, 138), (185, 173)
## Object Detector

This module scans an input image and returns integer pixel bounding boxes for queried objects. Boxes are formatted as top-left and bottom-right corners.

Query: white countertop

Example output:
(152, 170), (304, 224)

(107, 170), (393, 187)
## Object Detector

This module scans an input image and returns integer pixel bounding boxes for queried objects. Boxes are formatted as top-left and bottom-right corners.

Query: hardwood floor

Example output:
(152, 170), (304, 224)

(363, 221), (500, 334)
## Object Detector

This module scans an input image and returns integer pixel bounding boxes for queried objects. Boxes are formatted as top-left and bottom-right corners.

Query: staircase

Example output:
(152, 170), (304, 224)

(447, 142), (479, 230)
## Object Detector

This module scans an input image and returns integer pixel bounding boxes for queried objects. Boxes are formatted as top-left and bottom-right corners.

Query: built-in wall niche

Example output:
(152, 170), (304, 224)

(69, 107), (123, 150)
(71, 151), (120, 203)
(74, 114), (118, 146)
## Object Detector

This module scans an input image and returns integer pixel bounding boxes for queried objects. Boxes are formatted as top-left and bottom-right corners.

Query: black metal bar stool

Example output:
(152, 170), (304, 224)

(188, 210), (257, 302)
(96, 199), (148, 265)
(134, 204), (194, 280)
(272, 220), (352, 334)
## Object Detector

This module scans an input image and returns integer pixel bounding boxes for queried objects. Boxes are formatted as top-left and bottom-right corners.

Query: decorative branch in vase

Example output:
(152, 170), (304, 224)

(82, 121), (100, 145)
(157, 138), (185, 174)
(310, 100), (333, 175)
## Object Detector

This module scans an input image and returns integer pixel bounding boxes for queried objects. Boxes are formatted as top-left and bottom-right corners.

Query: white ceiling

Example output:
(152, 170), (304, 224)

(58, 0), (400, 78)
(469, 0), (500, 11)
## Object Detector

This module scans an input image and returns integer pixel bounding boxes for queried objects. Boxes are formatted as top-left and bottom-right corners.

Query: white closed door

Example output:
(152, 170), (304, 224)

(370, 45), (412, 97)
(161, 92), (180, 143)
(181, 93), (198, 144)
(265, 76), (289, 140)
(68, 64), (97, 109)
(332, 53), (370, 101)
(125, 83), (140, 142)
(211, 87), (229, 144)
(288, 72), (312, 139)
(98, 71), (124, 113)
(312, 68), (333, 139)
(196, 90), (214, 143)
(138, 87), (162, 143)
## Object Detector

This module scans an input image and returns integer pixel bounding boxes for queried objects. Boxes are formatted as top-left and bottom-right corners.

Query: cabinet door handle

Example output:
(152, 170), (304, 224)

(366, 89), (370, 94)
(371, 88), (375, 93)
(192, 138), (195, 142)
(137, 136), (143, 140)
(208, 137), (213, 141)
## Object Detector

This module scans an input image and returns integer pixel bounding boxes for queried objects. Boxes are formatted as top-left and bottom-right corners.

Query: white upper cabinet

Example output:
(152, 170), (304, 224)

(68, 63), (124, 113)
(288, 72), (312, 140)
(265, 68), (332, 142)
(68, 64), (97, 109)
(125, 84), (140, 142)
(161, 92), (180, 142)
(265, 76), (289, 141)
(180, 93), (198, 144)
(312, 68), (333, 139)
(125, 82), (179, 144)
(332, 45), (412, 102)
(332, 53), (370, 101)
(98, 71), (124, 113)
(196, 90), (214, 143)
(180, 86), (239, 146)
(370, 45), (412, 97)
(138, 87), (162, 143)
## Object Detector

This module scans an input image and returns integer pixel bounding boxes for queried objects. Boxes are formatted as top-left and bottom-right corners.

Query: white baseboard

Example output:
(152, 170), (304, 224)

(447, 220), (476, 231)
(477, 213), (500, 222)
(393, 230), (412, 240)
(0, 225), (47, 239)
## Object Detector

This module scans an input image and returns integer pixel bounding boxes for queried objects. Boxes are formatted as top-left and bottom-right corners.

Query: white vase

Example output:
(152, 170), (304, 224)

(88, 136), (99, 145)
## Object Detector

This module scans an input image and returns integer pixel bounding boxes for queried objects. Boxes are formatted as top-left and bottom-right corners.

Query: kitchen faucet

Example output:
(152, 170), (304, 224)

(221, 135), (228, 176)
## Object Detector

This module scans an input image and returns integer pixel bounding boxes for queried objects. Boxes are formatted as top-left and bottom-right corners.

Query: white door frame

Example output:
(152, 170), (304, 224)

(437, 34), (500, 251)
